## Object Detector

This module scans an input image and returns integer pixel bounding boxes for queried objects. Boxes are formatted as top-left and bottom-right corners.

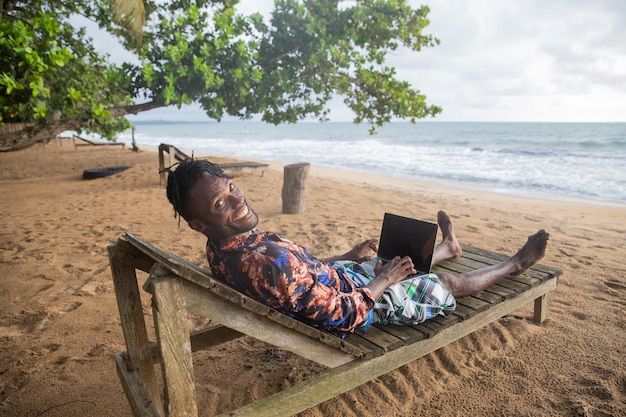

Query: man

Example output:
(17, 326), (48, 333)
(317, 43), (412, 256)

(166, 159), (549, 336)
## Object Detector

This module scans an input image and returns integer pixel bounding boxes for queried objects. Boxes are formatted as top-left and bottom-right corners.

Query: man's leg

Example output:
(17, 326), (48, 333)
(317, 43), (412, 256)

(432, 211), (463, 266)
(436, 230), (549, 297)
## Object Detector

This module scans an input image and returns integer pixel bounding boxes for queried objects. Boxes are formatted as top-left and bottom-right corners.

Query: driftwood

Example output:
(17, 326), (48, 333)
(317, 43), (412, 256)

(281, 162), (310, 214)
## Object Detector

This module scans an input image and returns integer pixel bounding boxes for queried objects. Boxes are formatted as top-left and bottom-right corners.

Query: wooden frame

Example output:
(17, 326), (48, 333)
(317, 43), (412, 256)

(109, 233), (561, 417)
(158, 143), (269, 186)
(73, 135), (126, 149)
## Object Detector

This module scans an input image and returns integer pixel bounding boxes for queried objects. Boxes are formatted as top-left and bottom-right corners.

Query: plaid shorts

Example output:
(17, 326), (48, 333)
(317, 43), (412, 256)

(336, 261), (457, 329)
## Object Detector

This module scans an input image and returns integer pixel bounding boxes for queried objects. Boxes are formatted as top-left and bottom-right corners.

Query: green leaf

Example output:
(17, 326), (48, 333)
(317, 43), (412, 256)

(33, 103), (48, 120)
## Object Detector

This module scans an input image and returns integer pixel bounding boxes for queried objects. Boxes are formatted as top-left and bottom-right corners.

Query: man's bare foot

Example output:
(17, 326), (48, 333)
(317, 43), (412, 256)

(432, 211), (462, 265)
(509, 230), (549, 276)
(438, 211), (462, 257)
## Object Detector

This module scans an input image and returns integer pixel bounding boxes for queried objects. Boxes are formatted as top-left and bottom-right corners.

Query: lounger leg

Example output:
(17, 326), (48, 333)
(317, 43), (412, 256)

(148, 265), (198, 417)
(109, 243), (165, 417)
(533, 293), (549, 323)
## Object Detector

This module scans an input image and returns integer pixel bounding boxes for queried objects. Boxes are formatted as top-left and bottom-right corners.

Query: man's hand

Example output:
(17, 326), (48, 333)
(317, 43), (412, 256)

(374, 256), (416, 282)
(365, 256), (416, 300)
(320, 239), (378, 263)
(342, 239), (378, 263)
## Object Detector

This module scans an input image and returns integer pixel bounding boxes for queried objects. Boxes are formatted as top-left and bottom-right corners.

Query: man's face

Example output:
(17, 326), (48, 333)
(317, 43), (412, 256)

(185, 173), (259, 241)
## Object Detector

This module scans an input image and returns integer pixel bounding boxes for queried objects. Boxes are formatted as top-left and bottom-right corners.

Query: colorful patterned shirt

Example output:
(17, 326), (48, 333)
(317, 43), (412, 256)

(206, 230), (376, 334)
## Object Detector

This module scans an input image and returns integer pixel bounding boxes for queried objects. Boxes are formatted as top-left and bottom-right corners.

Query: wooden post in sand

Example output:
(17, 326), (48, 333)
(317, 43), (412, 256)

(282, 163), (310, 214)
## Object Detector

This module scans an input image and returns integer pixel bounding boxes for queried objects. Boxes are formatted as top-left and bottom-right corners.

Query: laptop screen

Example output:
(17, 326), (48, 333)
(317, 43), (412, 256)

(377, 213), (438, 275)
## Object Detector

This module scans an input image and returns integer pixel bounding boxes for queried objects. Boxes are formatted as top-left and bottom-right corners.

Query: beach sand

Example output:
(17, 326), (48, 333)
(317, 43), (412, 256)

(0, 139), (625, 416)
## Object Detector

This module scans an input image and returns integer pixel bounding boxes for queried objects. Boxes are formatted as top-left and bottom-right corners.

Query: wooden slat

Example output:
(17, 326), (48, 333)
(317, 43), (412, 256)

(372, 324), (428, 344)
(507, 274), (542, 287)
(447, 256), (491, 271)
(456, 296), (492, 312)
(448, 303), (475, 320)
(484, 284), (518, 299)
(471, 289), (504, 305)
(190, 326), (244, 351)
(461, 244), (562, 281)
(496, 277), (530, 293)
(430, 313), (461, 329)
(354, 326), (404, 352)
(417, 319), (445, 335)
(528, 263), (563, 277)
(461, 244), (508, 261)
(341, 333), (384, 359)
(150, 326), (244, 361)
(410, 323), (435, 338)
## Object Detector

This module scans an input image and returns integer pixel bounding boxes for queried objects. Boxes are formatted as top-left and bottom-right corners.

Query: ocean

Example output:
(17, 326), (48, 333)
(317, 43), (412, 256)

(117, 121), (626, 206)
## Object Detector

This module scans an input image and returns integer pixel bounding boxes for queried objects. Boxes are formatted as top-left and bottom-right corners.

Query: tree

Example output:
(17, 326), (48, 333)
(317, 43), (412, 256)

(0, 0), (442, 152)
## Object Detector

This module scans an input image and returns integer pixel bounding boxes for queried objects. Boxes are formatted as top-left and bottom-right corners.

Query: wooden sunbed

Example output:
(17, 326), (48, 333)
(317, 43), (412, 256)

(73, 135), (126, 149)
(158, 143), (269, 186)
(109, 233), (561, 417)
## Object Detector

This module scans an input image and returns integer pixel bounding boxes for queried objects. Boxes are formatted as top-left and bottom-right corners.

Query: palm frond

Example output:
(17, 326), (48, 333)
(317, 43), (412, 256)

(112, 0), (145, 42)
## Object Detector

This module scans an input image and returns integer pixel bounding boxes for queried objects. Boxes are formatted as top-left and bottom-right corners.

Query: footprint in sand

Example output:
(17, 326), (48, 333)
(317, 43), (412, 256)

(60, 301), (82, 313)
(604, 280), (626, 292)
(87, 344), (106, 357)
(554, 299), (572, 307)
(577, 377), (615, 401)
(11, 301), (83, 335)
(523, 216), (542, 223)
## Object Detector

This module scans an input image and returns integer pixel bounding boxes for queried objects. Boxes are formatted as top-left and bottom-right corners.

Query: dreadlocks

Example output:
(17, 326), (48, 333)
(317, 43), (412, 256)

(165, 158), (229, 221)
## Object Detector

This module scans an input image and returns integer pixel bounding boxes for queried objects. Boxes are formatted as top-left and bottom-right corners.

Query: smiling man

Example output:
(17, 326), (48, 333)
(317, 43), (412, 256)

(166, 159), (549, 336)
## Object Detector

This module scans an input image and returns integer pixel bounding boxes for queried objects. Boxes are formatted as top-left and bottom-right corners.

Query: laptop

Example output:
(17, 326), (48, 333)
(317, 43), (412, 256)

(364, 213), (438, 276)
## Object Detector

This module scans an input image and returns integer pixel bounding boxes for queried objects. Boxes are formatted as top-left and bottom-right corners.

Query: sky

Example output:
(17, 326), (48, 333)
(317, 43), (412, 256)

(118, 0), (626, 123)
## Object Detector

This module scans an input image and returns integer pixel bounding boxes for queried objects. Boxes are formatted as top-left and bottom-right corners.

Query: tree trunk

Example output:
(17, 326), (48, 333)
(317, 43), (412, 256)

(0, 101), (165, 152)
(0, 122), (77, 152)
(282, 163), (310, 214)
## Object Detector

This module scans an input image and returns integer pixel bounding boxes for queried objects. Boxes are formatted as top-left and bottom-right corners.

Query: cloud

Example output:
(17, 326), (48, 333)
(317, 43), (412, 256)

(394, 0), (626, 121)
(123, 0), (626, 122)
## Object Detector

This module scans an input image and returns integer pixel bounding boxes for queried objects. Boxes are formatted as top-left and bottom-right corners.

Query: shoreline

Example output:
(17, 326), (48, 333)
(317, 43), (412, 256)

(184, 147), (626, 210)
(116, 139), (626, 209)
(308, 163), (626, 209)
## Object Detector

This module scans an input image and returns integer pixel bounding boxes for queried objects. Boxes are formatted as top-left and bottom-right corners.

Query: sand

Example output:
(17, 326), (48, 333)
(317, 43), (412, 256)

(0, 139), (625, 417)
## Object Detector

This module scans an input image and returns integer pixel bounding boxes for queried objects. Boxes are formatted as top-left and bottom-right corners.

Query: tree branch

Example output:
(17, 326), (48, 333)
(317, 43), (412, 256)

(107, 100), (165, 117)
(0, 100), (166, 151)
